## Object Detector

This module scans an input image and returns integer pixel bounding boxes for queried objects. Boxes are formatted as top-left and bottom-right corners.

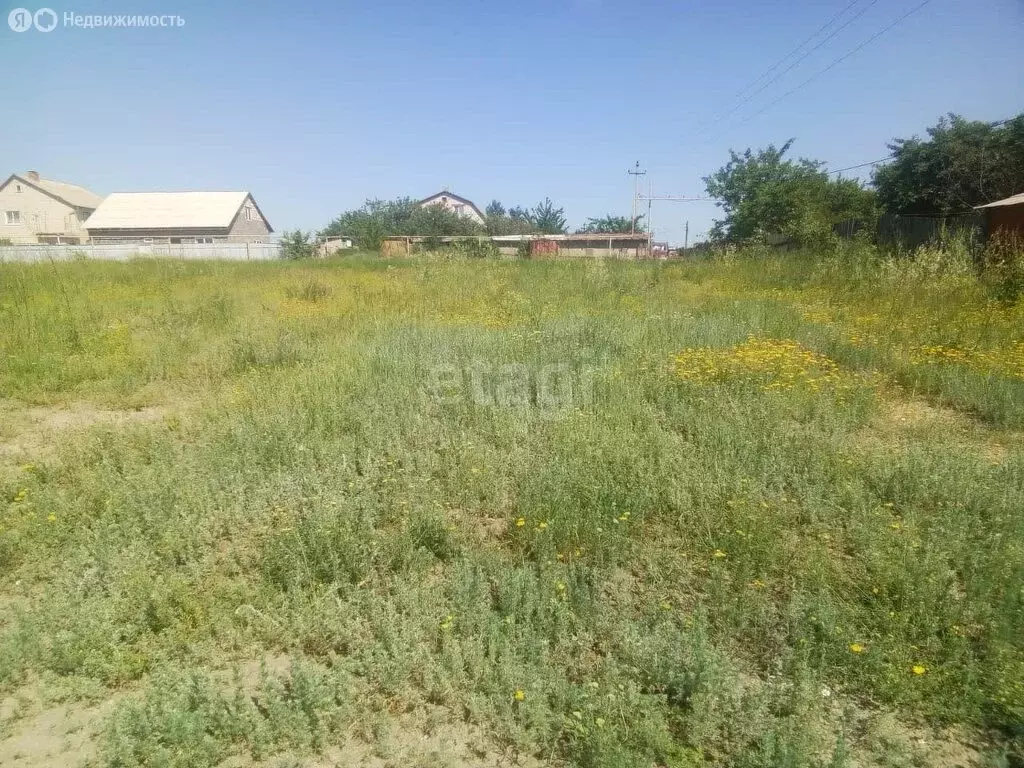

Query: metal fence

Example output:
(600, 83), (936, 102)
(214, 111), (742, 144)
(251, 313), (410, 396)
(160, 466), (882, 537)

(0, 242), (282, 263)
(834, 212), (985, 250)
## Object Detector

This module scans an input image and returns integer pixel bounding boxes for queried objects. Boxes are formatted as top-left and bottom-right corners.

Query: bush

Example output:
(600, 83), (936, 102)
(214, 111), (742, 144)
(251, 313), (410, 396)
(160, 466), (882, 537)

(981, 232), (1024, 303)
(280, 230), (315, 261)
(448, 237), (498, 259)
(284, 279), (332, 302)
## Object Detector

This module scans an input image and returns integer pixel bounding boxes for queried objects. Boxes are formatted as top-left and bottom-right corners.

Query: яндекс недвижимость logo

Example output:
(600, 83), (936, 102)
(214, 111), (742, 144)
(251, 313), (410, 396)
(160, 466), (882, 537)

(8, 8), (184, 31)
(8, 8), (57, 32)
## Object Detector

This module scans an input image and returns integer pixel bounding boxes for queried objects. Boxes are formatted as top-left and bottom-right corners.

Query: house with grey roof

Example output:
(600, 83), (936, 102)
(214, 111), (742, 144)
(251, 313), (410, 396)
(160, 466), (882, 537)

(84, 191), (273, 244)
(0, 170), (103, 244)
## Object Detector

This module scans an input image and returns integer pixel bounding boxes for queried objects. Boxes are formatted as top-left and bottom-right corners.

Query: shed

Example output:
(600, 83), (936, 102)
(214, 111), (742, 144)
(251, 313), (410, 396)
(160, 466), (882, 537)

(976, 192), (1024, 240)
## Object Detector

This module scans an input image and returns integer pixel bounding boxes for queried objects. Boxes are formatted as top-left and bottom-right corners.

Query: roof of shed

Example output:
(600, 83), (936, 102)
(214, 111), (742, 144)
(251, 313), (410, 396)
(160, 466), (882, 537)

(975, 192), (1024, 209)
(2, 173), (103, 210)
(85, 191), (255, 230)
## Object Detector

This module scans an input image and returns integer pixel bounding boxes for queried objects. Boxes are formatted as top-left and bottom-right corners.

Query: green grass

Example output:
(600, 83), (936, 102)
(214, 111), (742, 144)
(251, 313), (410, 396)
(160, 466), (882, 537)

(0, 251), (1021, 767)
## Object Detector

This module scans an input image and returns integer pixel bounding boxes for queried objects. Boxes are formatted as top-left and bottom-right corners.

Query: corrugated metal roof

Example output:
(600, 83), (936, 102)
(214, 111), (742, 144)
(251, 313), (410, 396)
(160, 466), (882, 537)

(975, 192), (1024, 209)
(7, 174), (103, 210)
(85, 191), (250, 230)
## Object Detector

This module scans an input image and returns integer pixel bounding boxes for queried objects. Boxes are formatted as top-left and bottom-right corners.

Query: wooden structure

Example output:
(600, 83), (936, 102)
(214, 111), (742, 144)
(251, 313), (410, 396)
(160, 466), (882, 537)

(976, 192), (1024, 240)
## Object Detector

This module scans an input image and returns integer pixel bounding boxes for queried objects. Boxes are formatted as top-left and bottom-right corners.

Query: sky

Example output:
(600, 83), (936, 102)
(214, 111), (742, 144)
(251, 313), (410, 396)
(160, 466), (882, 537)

(1, 0), (1021, 245)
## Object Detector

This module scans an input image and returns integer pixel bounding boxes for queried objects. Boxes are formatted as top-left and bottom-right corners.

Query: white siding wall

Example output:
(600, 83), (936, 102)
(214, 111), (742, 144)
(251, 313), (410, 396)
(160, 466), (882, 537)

(0, 182), (85, 243)
(420, 196), (485, 225)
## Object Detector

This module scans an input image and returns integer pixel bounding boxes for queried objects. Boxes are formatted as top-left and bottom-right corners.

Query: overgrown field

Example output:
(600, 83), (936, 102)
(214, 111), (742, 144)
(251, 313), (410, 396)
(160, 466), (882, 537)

(0, 251), (1022, 767)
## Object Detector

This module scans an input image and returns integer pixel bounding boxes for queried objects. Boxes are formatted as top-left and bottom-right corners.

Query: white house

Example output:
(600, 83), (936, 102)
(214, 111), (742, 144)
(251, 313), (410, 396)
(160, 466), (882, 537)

(0, 170), (103, 244)
(84, 191), (273, 244)
(417, 190), (486, 226)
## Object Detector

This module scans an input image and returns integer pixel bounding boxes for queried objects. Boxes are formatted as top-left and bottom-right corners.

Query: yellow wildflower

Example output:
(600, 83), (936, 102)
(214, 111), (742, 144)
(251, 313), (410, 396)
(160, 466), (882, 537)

(712, 549), (727, 559)
(515, 518), (525, 527)
(513, 689), (525, 702)
(912, 664), (927, 675)
(849, 643), (865, 654)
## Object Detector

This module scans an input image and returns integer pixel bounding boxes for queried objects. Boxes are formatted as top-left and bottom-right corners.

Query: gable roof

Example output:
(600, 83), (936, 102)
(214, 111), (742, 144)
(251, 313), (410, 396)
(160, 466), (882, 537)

(85, 191), (271, 231)
(1, 173), (103, 210)
(417, 190), (486, 221)
(976, 192), (1024, 209)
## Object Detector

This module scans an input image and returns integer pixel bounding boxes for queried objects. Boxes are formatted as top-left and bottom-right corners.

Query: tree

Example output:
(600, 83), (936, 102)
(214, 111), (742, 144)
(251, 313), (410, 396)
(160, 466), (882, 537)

(577, 214), (644, 234)
(280, 230), (315, 260)
(320, 197), (483, 249)
(872, 114), (1024, 215)
(704, 140), (875, 246)
(483, 199), (540, 236)
(485, 214), (537, 236)
(529, 198), (567, 234)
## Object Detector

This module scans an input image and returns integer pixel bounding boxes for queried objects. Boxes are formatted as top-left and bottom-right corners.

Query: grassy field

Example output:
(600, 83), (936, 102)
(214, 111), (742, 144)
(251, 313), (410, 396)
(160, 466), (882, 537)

(0, 250), (1022, 767)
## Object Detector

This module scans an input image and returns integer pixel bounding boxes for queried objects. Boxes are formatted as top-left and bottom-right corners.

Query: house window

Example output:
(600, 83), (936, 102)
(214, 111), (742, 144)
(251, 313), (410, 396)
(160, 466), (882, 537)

(196, 237), (214, 244)
(15, 185), (22, 193)
(5, 211), (21, 225)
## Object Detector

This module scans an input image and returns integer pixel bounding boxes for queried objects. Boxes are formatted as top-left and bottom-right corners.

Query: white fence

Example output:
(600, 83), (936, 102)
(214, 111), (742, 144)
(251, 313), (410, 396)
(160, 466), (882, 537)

(0, 242), (282, 263)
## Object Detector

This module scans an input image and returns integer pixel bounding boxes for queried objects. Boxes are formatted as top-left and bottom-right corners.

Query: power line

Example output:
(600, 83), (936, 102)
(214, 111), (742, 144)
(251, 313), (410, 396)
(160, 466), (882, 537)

(709, 0), (880, 131)
(826, 116), (1019, 175)
(732, 0), (933, 129)
(828, 157), (891, 174)
(729, 0), (865, 102)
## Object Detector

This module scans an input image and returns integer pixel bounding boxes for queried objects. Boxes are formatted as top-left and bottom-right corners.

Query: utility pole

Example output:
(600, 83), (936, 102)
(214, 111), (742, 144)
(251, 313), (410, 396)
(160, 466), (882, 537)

(647, 179), (654, 258)
(628, 161), (646, 234)
(684, 220), (689, 250)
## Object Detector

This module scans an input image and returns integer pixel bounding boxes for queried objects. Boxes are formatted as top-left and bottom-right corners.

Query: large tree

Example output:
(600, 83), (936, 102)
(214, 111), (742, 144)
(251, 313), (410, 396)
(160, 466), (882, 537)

(483, 199), (540, 236)
(704, 140), (875, 245)
(872, 114), (1024, 215)
(320, 197), (483, 249)
(529, 198), (568, 234)
(576, 214), (645, 234)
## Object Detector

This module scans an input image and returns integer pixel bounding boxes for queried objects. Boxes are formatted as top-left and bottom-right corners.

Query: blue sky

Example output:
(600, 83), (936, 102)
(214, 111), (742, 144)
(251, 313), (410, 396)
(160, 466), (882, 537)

(1, 0), (1021, 245)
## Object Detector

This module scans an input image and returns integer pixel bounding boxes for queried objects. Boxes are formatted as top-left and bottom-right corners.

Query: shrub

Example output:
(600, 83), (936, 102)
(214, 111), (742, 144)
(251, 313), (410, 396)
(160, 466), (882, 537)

(284, 279), (332, 302)
(280, 230), (315, 260)
(981, 232), (1024, 303)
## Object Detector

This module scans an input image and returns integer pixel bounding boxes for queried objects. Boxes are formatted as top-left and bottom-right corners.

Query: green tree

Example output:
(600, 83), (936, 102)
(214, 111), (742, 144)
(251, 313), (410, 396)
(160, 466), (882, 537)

(872, 114), (1024, 215)
(483, 199), (540, 236)
(529, 198), (567, 234)
(704, 140), (875, 246)
(279, 230), (315, 260)
(577, 214), (644, 234)
(320, 197), (483, 249)
(485, 214), (537, 236)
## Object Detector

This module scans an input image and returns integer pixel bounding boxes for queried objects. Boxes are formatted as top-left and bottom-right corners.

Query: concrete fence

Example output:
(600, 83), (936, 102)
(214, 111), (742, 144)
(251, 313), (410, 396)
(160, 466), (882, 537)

(0, 242), (282, 263)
